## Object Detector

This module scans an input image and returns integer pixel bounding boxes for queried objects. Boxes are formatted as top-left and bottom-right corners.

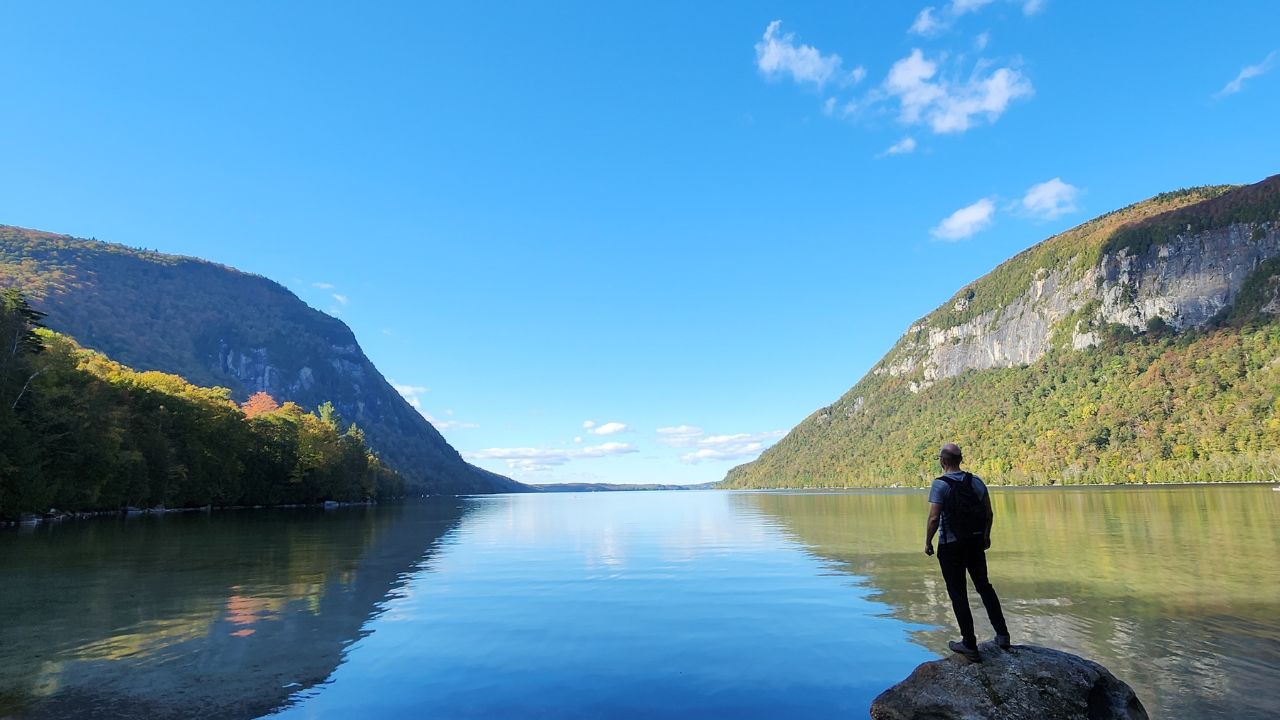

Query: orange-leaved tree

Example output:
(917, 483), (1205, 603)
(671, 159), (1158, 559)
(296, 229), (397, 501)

(241, 391), (280, 418)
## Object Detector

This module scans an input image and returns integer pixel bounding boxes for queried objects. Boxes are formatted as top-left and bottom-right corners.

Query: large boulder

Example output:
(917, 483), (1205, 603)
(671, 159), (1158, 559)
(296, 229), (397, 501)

(870, 642), (1147, 720)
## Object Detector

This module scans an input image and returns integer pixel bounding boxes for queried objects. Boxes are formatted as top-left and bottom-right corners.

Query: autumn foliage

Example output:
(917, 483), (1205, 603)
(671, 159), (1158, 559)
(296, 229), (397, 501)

(0, 290), (404, 518)
(242, 391), (280, 418)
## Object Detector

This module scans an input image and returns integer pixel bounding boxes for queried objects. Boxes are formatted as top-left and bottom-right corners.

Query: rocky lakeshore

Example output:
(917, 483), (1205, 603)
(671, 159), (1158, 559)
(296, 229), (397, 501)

(871, 642), (1148, 720)
(1, 500), (379, 529)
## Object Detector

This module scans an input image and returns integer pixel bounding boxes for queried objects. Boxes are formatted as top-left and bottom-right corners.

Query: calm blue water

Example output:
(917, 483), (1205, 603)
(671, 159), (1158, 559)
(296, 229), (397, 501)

(4, 487), (1277, 718)
(271, 492), (932, 718)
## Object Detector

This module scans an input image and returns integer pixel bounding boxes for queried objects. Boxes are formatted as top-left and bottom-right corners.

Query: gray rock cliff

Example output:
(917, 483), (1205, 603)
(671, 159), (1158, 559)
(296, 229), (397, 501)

(879, 221), (1280, 392)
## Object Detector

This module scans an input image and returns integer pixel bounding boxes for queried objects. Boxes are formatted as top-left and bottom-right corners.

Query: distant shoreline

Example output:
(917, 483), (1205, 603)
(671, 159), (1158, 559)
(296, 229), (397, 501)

(7, 480), (1274, 528)
(0, 499), (381, 530)
(531, 482), (721, 492)
(515, 478), (1280, 495)
(718, 479), (1280, 492)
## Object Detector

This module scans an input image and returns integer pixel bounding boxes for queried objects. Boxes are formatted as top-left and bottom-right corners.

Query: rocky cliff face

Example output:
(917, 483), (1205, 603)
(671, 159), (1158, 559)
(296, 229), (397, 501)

(881, 222), (1280, 392)
(0, 225), (526, 495)
(723, 174), (1280, 488)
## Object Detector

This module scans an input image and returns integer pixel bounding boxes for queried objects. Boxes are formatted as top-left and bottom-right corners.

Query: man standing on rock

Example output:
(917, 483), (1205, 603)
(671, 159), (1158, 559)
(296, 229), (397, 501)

(924, 443), (1010, 661)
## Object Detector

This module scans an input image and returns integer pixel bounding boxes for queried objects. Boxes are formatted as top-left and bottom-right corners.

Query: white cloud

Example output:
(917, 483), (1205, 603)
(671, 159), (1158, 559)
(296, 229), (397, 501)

(911, 0), (997, 35)
(655, 425), (784, 463)
(909, 7), (945, 36)
(1215, 50), (1277, 98)
(931, 198), (996, 240)
(937, 67), (1033, 133)
(679, 430), (786, 464)
(578, 441), (635, 458)
(761, 13), (1031, 134)
(881, 136), (918, 156)
(886, 49), (946, 124)
(590, 421), (628, 436)
(884, 50), (1032, 134)
(391, 382), (476, 430)
(951, 0), (995, 14)
(1021, 178), (1080, 219)
(655, 425), (705, 448)
(391, 382), (430, 410)
(1022, 0), (1046, 15)
(467, 442), (638, 473)
(755, 20), (853, 87)
(312, 282), (335, 289)
(573, 436), (583, 443)
(332, 293), (349, 305)
(582, 419), (627, 435)
(423, 412), (479, 431)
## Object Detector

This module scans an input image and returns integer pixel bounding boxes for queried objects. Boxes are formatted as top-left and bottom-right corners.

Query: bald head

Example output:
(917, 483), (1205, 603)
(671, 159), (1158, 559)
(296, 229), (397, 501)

(940, 443), (963, 470)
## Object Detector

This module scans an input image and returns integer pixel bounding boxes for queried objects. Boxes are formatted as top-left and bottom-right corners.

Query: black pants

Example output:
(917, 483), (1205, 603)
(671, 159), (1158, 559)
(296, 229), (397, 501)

(937, 538), (1008, 647)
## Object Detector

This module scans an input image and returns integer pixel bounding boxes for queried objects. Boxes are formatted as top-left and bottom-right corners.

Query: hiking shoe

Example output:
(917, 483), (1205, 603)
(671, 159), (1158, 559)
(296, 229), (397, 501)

(994, 633), (1012, 650)
(948, 640), (981, 662)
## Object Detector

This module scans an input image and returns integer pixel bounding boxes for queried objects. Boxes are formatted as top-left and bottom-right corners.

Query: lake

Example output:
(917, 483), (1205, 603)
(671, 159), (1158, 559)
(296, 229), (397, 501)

(1, 486), (1277, 718)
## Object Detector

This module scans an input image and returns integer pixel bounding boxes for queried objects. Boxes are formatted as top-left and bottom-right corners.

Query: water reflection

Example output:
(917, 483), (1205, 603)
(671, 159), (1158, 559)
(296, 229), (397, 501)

(271, 492), (933, 719)
(6, 488), (1275, 719)
(0, 500), (468, 719)
(736, 486), (1280, 720)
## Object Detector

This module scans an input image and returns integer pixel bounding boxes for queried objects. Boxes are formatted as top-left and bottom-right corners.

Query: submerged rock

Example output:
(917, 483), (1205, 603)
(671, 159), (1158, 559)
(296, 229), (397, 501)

(870, 642), (1147, 720)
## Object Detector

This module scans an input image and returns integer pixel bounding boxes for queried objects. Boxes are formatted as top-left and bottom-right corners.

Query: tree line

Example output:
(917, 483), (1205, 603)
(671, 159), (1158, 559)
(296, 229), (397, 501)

(0, 289), (403, 519)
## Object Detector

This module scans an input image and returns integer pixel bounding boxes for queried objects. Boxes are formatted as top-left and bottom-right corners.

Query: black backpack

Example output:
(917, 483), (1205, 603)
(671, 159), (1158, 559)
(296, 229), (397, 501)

(939, 472), (986, 540)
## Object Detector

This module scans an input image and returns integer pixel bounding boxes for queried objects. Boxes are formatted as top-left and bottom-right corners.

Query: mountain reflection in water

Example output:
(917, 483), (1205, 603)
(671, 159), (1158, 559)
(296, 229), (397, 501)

(0, 500), (468, 719)
(2, 488), (1276, 720)
(736, 485), (1280, 720)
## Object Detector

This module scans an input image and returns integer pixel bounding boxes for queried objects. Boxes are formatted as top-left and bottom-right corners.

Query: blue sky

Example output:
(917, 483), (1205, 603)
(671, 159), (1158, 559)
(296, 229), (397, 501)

(2, 1), (1278, 484)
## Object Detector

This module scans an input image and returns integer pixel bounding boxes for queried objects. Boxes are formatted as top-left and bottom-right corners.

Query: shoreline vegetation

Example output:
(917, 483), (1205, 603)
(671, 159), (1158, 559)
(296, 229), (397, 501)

(0, 498), (379, 529)
(0, 289), (404, 521)
(722, 478), (1280, 491)
(723, 316), (1280, 489)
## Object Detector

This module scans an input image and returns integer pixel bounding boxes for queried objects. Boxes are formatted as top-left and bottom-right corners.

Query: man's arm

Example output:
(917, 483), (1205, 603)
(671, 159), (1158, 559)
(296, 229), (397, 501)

(983, 493), (994, 549)
(925, 502), (942, 556)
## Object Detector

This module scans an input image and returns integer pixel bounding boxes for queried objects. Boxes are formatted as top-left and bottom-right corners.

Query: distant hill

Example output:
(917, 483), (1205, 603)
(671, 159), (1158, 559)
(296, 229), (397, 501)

(0, 225), (526, 495)
(532, 482), (721, 492)
(724, 175), (1280, 488)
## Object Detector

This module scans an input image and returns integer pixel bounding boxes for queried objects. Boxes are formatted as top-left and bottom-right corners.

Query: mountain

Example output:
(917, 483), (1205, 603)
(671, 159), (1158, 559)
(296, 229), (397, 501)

(0, 225), (526, 495)
(531, 482), (722, 492)
(724, 175), (1280, 488)
(0, 303), (405, 517)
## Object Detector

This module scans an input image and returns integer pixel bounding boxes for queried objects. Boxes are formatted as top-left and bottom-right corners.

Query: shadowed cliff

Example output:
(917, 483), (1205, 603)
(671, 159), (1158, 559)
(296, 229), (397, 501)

(0, 226), (525, 494)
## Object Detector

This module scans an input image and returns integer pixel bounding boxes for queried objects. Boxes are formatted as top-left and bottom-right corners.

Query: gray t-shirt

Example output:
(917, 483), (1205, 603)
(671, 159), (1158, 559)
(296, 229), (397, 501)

(929, 470), (988, 544)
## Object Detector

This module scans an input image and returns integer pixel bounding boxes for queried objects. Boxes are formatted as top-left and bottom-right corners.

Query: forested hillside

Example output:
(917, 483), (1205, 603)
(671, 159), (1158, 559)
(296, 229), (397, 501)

(725, 175), (1280, 488)
(0, 226), (525, 495)
(0, 290), (403, 518)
